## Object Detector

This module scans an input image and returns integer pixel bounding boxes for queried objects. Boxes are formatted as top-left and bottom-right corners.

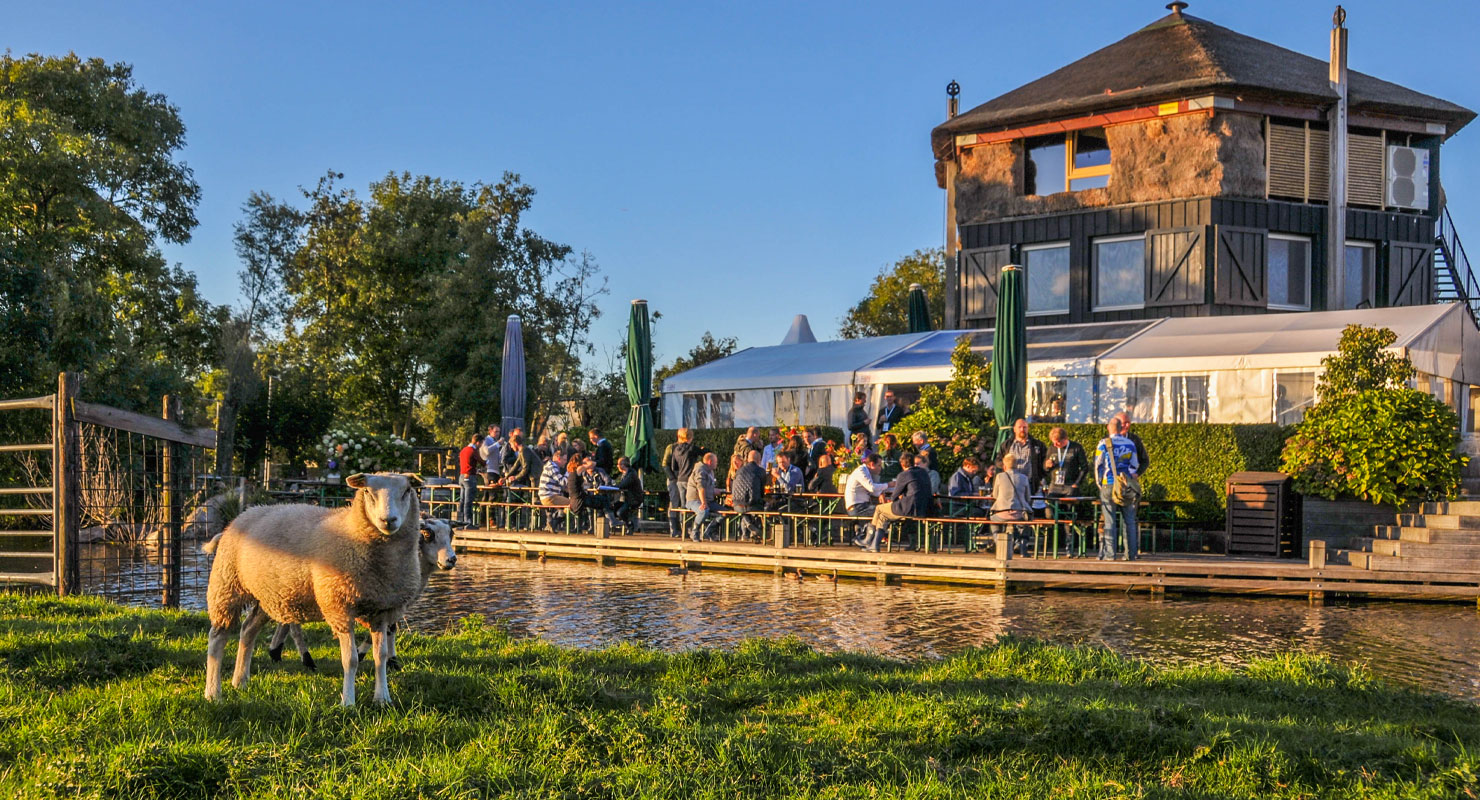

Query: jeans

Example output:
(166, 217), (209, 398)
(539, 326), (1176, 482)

(846, 503), (876, 547)
(458, 475), (478, 525)
(667, 480), (683, 537)
(686, 499), (717, 541)
(1099, 484), (1139, 561)
(733, 507), (762, 542)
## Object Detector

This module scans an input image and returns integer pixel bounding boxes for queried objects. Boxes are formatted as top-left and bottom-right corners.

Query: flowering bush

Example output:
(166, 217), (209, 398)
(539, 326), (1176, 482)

(321, 424), (415, 475)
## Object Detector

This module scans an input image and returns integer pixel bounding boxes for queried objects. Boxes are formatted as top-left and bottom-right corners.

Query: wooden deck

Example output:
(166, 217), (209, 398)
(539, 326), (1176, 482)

(454, 528), (1480, 604)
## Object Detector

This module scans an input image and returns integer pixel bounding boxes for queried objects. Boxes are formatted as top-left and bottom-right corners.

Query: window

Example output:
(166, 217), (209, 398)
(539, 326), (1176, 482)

(682, 394), (708, 429)
(1164, 376), (1209, 423)
(708, 393), (735, 428)
(1022, 242), (1070, 316)
(1267, 235), (1312, 310)
(803, 388), (832, 426)
(1126, 377), (1159, 423)
(1093, 235), (1145, 310)
(1026, 129), (1112, 195)
(1468, 386), (1479, 434)
(1029, 379), (1067, 423)
(773, 390), (800, 426)
(1343, 242), (1376, 309)
(1274, 371), (1316, 425)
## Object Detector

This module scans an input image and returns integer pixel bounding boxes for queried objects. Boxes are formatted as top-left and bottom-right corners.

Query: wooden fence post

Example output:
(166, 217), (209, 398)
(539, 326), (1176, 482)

(161, 395), (182, 608)
(52, 372), (80, 596)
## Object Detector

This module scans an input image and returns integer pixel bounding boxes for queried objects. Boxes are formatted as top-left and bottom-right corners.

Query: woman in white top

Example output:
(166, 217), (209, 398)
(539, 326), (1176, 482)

(990, 453), (1031, 522)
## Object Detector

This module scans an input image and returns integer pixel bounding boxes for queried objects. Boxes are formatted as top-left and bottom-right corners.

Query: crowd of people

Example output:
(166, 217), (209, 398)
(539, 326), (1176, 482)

(451, 403), (1151, 562)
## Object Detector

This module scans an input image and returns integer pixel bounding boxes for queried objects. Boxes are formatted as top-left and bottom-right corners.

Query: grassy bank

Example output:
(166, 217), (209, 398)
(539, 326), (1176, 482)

(0, 595), (1475, 798)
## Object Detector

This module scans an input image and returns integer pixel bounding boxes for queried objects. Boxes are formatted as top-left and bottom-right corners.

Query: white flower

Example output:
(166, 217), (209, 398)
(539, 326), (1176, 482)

(410, 437), (417, 444)
(354, 443), (362, 450)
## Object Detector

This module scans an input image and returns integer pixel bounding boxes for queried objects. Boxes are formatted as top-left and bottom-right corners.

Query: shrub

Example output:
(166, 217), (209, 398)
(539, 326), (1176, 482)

(906, 335), (996, 475)
(1029, 423), (1289, 521)
(1280, 324), (1465, 505)
(320, 424), (415, 475)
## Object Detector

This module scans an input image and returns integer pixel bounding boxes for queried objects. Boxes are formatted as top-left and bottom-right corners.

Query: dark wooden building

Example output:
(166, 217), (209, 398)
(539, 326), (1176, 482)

(933, 4), (1476, 330)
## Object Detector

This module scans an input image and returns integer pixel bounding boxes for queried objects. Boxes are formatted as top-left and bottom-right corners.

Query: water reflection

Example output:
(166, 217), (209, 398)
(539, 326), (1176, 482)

(404, 553), (1480, 702)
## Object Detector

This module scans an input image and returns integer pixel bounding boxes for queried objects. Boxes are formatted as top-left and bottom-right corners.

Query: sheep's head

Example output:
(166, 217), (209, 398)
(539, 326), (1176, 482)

(346, 472), (424, 537)
(419, 518), (457, 570)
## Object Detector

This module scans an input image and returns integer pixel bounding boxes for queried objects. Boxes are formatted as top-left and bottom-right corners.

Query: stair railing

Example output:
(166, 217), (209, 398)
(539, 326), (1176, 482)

(1436, 204), (1480, 327)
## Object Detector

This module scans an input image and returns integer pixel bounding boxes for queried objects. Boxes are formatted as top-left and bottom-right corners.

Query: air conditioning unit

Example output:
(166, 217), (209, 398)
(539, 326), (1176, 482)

(1385, 145), (1430, 211)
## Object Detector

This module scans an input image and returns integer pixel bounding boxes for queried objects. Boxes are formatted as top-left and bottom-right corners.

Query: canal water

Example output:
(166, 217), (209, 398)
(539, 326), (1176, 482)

(81, 543), (1480, 701)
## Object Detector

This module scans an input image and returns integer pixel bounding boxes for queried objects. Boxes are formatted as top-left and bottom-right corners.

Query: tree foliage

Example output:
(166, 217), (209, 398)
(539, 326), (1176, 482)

(1281, 325), (1464, 505)
(904, 335), (994, 474)
(656, 332), (738, 386)
(0, 53), (219, 417)
(838, 249), (945, 339)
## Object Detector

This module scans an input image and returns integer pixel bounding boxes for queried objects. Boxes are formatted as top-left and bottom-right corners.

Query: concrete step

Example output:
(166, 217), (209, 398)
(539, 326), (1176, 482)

(1421, 501), (1480, 516)
(1361, 538), (1480, 559)
(1362, 553), (1480, 574)
(1339, 549), (1371, 569)
(1395, 513), (1480, 529)
(1371, 525), (1480, 544)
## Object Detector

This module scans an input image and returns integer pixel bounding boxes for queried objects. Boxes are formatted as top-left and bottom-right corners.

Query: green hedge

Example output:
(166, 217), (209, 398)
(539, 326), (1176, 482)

(1029, 423), (1290, 521)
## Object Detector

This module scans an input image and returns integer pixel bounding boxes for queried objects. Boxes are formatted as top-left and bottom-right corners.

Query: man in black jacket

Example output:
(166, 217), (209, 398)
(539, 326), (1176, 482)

(612, 456), (644, 534)
(589, 428), (614, 474)
(728, 450), (767, 542)
(993, 418), (1049, 495)
(846, 392), (871, 445)
(876, 390), (905, 435)
(664, 428), (706, 536)
(865, 452), (933, 552)
(1042, 426), (1088, 497)
(806, 453), (836, 494)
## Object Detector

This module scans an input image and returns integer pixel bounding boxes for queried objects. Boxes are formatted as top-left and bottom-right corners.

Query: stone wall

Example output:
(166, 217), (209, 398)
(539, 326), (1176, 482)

(955, 110), (1266, 225)
(1301, 498), (1407, 549)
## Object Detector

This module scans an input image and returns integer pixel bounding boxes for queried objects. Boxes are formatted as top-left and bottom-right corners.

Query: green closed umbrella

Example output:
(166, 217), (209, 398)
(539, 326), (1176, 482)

(991, 265), (1027, 453)
(624, 299), (658, 472)
(907, 282), (932, 333)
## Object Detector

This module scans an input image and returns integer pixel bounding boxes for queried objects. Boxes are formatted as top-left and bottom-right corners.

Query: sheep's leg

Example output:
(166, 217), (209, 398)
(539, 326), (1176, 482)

(267, 623), (289, 662)
(289, 625), (316, 671)
(336, 628), (358, 707)
(204, 623), (231, 701)
(232, 605), (270, 689)
(369, 626), (392, 705)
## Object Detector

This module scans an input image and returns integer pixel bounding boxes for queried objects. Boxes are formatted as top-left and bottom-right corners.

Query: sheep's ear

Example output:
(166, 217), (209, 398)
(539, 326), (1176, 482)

(402, 472), (424, 488)
(345, 473), (368, 488)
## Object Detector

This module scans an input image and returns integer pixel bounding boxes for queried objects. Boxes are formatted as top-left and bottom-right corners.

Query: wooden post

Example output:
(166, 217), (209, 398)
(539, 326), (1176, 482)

(161, 395), (182, 608)
(994, 531), (1011, 561)
(943, 80), (961, 329)
(1327, 9), (1349, 310)
(53, 372), (80, 596)
(1308, 539), (1327, 569)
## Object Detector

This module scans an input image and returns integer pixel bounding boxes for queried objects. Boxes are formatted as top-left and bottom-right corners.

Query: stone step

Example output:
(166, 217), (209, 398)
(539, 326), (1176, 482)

(1362, 553), (1480, 574)
(1340, 549), (1371, 569)
(1362, 538), (1480, 559)
(1421, 500), (1480, 516)
(1371, 526), (1480, 544)
(1395, 513), (1480, 529)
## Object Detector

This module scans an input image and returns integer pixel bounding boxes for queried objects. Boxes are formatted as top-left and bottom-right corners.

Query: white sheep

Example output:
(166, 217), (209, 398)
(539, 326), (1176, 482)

(203, 472), (425, 706)
(265, 516), (457, 671)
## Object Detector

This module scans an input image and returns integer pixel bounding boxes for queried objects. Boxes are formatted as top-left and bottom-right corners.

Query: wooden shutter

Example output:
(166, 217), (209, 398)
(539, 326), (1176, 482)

(1213, 226), (1267, 307)
(1307, 128), (1330, 202)
(1267, 122), (1306, 200)
(1348, 132), (1385, 207)
(960, 245), (1011, 321)
(1146, 227), (1206, 307)
(1386, 242), (1434, 307)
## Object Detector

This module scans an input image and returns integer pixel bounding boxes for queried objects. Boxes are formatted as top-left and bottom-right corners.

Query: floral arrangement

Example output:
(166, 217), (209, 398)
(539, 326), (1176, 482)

(826, 439), (860, 488)
(321, 424), (415, 476)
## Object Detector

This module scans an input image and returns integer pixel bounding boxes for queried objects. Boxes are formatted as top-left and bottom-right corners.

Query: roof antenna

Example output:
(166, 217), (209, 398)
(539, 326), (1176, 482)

(1166, 1), (1188, 14)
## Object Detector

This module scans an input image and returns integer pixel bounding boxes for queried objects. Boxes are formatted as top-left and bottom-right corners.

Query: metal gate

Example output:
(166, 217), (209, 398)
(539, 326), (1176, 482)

(0, 373), (217, 607)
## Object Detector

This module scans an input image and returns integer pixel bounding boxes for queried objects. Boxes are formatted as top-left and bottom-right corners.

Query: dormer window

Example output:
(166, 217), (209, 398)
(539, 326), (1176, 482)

(1025, 128), (1112, 195)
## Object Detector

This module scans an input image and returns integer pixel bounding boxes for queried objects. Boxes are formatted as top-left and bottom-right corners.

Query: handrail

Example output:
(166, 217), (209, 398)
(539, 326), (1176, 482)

(1436, 203), (1480, 326)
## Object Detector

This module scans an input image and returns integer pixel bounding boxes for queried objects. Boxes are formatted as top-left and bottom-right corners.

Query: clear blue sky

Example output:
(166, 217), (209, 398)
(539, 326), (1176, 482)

(10, 1), (1479, 369)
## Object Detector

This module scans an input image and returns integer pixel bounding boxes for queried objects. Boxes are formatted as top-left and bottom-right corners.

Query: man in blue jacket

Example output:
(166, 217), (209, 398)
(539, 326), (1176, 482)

(864, 452), (933, 552)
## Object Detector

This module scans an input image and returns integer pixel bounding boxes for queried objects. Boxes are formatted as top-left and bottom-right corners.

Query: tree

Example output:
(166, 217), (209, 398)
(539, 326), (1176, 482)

(0, 53), (216, 417)
(838, 249), (945, 339)
(904, 335), (994, 474)
(656, 332), (738, 386)
(1281, 325), (1464, 505)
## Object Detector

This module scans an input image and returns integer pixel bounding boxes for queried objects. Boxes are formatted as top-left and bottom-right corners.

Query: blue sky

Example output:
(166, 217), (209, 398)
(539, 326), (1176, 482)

(10, 1), (1479, 369)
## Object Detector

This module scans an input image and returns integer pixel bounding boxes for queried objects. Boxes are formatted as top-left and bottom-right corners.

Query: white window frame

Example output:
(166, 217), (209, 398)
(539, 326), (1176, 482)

(1022, 241), (1072, 317)
(1091, 233), (1146, 312)
(1343, 240), (1377, 310)
(1267, 234), (1313, 311)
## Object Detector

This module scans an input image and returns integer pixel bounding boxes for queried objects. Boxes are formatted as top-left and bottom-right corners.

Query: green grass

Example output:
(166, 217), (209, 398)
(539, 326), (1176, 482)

(0, 594), (1475, 799)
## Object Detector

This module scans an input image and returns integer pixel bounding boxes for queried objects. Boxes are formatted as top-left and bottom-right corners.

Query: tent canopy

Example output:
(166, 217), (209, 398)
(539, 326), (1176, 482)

(660, 332), (928, 393)
(1096, 304), (1479, 378)
(854, 321), (1152, 385)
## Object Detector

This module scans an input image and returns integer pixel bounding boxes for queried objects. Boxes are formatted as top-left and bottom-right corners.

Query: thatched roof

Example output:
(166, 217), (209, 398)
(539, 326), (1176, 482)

(933, 11), (1474, 155)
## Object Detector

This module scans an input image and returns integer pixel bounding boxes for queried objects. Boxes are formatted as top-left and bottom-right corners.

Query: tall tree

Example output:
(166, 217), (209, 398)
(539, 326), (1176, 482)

(0, 53), (215, 415)
(838, 249), (945, 339)
(655, 332), (738, 385)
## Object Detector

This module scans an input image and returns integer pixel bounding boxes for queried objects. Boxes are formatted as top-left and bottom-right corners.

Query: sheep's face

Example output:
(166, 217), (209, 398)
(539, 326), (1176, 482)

(346, 472), (423, 536)
(419, 518), (457, 570)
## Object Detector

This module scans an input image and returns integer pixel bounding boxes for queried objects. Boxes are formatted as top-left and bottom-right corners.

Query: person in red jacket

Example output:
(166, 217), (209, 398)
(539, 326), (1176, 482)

(458, 432), (484, 526)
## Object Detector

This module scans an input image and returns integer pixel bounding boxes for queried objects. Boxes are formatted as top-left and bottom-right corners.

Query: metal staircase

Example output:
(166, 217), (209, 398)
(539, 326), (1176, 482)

(1434, 203), (1480, 326)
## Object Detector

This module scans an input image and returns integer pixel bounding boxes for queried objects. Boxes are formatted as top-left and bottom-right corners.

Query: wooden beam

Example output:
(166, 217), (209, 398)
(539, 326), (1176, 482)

(53, 372), (79, 595)
(0, 396), (55, 411)
(160, 395), (182, 608)
(74, 400), (216, 449)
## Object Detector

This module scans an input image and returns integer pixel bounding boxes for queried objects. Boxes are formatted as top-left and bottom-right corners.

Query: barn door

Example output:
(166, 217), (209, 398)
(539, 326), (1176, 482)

(1213, 225), (1268, 307)
(960, 245), (1011, 322)
(1145, 227), (1206, 307)
(1386, 241), (1433, 307)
